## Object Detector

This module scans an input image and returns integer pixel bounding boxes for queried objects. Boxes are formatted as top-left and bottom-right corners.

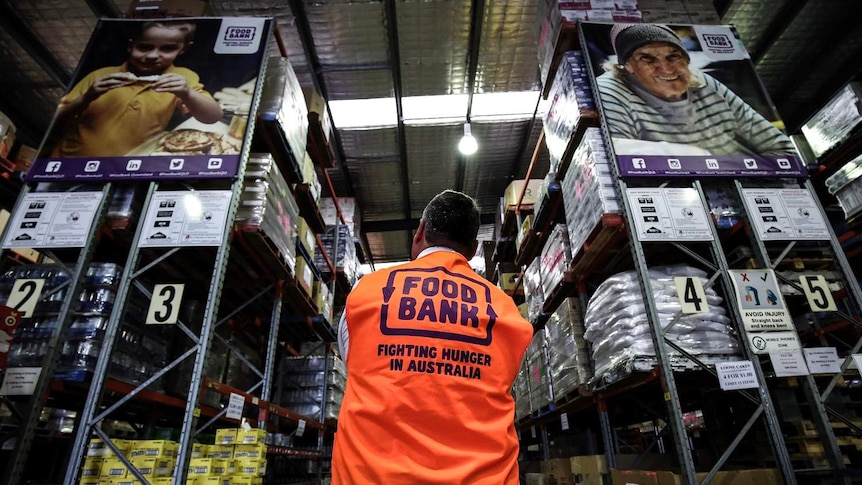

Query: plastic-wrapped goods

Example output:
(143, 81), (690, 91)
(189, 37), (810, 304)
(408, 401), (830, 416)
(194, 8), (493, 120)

(703, 184), (742, 229)
(825, 153), (862, 220)
(513, 361), (532, 420)
(584, 265), (741, 384)
(314, 224), (359, 286)
(523, 257), (544, 323)
(236, 153), (300, 273)
(276, 355), (346, 421)
(259, 56), (308, 164)
(539, 224), (572, 298)
(525, 329), (552, 411)
(544, 51), (596, 168)
(561, 128), (622, 259)
(546, 297), (592, 401)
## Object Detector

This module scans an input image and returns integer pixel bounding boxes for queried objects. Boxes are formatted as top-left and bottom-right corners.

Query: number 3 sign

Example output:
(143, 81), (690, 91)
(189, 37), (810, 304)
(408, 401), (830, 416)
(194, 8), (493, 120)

(146, 284), (185, 324)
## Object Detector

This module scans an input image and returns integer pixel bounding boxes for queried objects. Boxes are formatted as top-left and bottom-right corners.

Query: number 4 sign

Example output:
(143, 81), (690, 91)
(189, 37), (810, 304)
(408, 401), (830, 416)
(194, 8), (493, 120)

(798, 275), (837, 312)
(146, 284), (185, 324)
(674, 277), (708, 314)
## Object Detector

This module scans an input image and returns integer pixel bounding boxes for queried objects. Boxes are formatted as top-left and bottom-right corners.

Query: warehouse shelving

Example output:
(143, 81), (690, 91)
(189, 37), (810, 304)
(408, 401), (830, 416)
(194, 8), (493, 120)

(0, 26), (352, 485)
(506, 17), (862, 485)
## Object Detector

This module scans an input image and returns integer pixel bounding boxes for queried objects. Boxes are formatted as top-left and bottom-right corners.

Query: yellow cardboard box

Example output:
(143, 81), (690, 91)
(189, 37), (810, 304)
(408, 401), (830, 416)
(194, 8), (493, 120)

(214, 428), (238, 445)
(234, 458), (267, 476)
(99, 457), (129, 479)
(188, 458), (231, 475)
(541, 457), (574, 485)
(237, 428), (267, 445)
(191, 443), (209, 458)
(229, 476), (264, 485)
(571, 455), (608, 475)
(81, 457), (103, 477)
(193, 477), (231, 485)
(129, 440), (177, 459)
(295, 256), (314, 296)
(504, 179), (542, 210)
(206, 444), (234, 459)
(88, 438), (134, 457)
(129, 456), (173, 477)
(297, 216), (316, 259)
(233, 443), (267, 460)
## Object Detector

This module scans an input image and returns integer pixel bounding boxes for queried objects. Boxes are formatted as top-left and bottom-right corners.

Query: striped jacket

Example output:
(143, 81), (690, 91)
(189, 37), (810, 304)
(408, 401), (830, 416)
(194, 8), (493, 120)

(596, 70), (796, 156)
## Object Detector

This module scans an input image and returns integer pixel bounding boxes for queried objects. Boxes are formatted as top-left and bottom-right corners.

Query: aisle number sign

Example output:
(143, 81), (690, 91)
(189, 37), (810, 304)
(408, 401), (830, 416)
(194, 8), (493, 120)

(673, 276), (708, 314)
(798, 274), (837, 312)
(741, 189), (830, 240)
(139, 191), (232, 247)
(627, 188), (713, 242)
(146, 284), (185, 325)
(6, 279), (45, 318)
(2, 192), (104, 248)
(715, 361), (759, 391)
(728, 269), (793, 331)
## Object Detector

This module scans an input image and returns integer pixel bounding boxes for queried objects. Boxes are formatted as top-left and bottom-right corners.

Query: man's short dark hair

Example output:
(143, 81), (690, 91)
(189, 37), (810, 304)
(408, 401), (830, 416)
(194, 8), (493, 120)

(422, 190), (480, 255)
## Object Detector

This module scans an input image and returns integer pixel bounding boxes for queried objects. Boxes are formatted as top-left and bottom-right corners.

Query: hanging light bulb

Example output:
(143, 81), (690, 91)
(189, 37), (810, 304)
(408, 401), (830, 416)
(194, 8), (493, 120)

(458, 122), (478, 155)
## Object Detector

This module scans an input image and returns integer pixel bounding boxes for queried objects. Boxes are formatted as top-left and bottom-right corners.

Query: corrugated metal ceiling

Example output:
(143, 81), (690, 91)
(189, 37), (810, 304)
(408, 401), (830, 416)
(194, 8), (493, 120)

(1, 0), (860, 265)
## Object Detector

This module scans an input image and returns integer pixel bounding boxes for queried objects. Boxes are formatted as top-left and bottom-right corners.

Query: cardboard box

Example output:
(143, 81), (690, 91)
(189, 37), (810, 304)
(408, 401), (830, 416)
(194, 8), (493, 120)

(234, 458), (267, 476)
(191, 443), (209, 458)
(504, 179), (543, 210)
(80, 457), (103, 478)
(610, 469), (676, 485)
(126, 0), (214, 18)
(129, 440), (177, 458)
(542, 457), (574, 485)
(193, 478), (231, 485)
(498, 272), (521, 292)
(99, 457), (129, 479)
(88, 438), (134, 457)
(297, 216), (317, 259)
(234, 443), (267, 459)
(215, 428), (238, 444)
(129, 457), (173, 477)
(230, 476), (264, 485)
(237, 428), (267, 444)
(526, 473), (548, 485)
(610, 468), (781, 485)
(188, 458), (231, 475)
(206, 444), (234, 459)
(313, 280), (334, 323)
(295, 256), (314, 296)
(571, 455), (608, 475)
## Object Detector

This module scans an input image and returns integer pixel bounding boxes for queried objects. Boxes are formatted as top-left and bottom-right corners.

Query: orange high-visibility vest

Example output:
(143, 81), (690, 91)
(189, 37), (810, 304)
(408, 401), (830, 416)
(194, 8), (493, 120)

(332, 250), (533, 485)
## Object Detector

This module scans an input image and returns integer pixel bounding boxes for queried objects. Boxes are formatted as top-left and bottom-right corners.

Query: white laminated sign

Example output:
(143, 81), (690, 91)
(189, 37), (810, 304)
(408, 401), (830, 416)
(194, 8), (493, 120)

(741, 189), (829, 241)
(627, 187), (713, 242)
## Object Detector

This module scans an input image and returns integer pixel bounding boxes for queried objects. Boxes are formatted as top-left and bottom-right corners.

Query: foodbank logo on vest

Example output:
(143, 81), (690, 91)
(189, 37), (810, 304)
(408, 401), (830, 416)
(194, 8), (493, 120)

(379, 267), (497, 346)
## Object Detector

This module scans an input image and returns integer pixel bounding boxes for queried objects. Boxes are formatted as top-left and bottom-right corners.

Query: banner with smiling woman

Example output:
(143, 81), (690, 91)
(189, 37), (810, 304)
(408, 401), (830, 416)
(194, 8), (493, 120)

(28, 17), (272, 182)
(579, 22), (805, 178)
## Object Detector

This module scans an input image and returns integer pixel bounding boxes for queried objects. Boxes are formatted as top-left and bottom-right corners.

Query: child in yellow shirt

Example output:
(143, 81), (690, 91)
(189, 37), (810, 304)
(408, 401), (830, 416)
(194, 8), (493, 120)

(50, 20), (223, 157)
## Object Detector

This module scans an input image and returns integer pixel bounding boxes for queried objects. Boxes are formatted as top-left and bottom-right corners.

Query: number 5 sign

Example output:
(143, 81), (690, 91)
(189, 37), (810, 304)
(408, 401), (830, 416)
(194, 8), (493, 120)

(799, 275), (837, 312)
(146, 284), (185, 324)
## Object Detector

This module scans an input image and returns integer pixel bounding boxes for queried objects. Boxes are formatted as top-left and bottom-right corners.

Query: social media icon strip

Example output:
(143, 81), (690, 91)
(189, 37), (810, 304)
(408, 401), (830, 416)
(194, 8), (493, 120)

(705, 159), (719, 169)
(668, 159), (681, 170)
(127, 159), (142, 171)
(46, 161), (62, 173)
(208, 158), (223, 169)
(170, 158), (184, 170)
(84, 160), (100, 172)
(744, 158), (757, 169)
(632, 158), (646, 169)
(777, 158), (791, 169)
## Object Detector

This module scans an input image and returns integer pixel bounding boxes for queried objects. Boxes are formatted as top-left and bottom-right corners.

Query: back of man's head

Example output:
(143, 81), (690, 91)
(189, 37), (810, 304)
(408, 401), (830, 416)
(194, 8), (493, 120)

(422, 190), (480, 257)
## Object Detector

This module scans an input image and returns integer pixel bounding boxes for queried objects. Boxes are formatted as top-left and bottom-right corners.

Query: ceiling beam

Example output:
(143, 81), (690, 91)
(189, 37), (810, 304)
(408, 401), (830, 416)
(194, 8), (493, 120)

(363, 213), (498, 233)
(84, 0), (122, 18)
(748, 0), (805, 63)
(382, 0), (414, 257)
(0, 1), (71, 89)
(286, 0), (374, 264)
(457, 0), (487, 195)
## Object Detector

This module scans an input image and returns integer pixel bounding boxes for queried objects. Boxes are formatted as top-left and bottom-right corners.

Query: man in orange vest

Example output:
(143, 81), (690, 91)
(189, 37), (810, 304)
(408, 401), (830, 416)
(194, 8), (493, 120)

(332, 189), (534, 484)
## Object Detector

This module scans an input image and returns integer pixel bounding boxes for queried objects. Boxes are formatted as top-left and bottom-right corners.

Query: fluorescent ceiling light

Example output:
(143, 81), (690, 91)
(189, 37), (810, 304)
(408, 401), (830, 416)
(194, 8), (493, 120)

(328, 97), (397, 129)
(329, 90), (541, 129)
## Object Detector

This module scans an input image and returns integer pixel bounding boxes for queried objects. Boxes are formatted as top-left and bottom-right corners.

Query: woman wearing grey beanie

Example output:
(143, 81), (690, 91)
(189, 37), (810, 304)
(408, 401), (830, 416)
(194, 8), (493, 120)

(595, 23), (795, 157)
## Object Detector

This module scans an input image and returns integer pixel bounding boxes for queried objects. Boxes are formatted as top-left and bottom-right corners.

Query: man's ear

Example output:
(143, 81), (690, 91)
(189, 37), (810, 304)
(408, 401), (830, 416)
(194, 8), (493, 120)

(413, 220), (425, 245)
